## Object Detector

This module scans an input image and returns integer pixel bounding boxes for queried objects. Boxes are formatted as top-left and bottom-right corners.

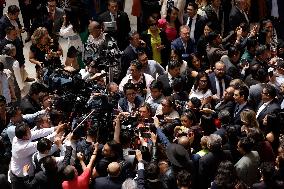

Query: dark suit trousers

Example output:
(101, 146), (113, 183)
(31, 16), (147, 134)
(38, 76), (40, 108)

(10, 172), (28, 189)
(18, 0), (32, 31)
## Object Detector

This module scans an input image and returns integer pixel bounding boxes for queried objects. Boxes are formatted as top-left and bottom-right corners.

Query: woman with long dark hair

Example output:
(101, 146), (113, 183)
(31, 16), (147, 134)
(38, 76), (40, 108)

(158, 6), (181, 42)
(189, 72), (212, 105)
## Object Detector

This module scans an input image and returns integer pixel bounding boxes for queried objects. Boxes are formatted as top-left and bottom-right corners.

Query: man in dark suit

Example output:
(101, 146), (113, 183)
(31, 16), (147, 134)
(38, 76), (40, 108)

(98, 0), (131, 50)
(233, 85), (251, 125)
(198, 134), (232, 189)
(171, 25), (195, 62)
(229, 0), (250, 32)
(120, 30), (146, 81)
(46, 0), (64, 41)
(206, 31), (228, 68)
(215, 86), (236, 116)
(0, 5), (22, 40)
(209, 61), (232, 100)
(183, 2), (206, 44)
(256, 84), (280, 130)
(204, 0), (223, 33)
(92, 162), (123, 189)
(267, 0), (284, 40)
(157, 60), (183, 97)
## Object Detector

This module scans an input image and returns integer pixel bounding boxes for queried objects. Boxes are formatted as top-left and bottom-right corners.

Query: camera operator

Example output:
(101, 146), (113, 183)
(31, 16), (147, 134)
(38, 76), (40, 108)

(106, 82), (124, 110)
(118, 83), (143, 113)
(119, 60), (154, 97)
(80, 61), (106, 85)
(84, 21), (121, 82)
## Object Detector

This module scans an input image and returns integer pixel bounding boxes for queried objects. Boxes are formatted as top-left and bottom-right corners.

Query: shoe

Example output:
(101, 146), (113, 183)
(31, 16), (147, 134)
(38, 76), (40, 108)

(25, 77), (35, 82)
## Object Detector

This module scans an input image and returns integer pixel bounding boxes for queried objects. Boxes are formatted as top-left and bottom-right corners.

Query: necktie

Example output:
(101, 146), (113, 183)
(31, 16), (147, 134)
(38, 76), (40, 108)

(219, 79), (223, 98)
(188, 17), (193, 29)
(234, 104), (239, 116)
(49, 12), (54, 21)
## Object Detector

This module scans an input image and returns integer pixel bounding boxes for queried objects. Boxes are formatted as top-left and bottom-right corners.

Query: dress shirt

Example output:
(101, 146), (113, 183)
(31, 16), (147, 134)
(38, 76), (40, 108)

(234, 102), (247, 117)
(119, 73), (154, 93)
(0, 71), (11, 103)
(187, 14), (197, 42)
(271, 0), (279, 18)
(281, 99), (284, 109)
(215, 76), (225, 99)
(10, 127), (55, 177)
(32, 144), (64, 171)
(6, 110), (46, 142)
(256, 100), (273, 118)
(127, 60), (165, 78)
(155, 104), (180, 119)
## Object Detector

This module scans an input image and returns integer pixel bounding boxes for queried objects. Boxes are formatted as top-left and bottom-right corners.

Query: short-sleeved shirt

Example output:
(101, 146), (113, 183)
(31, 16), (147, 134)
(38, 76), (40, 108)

(62, 168), (91, 189)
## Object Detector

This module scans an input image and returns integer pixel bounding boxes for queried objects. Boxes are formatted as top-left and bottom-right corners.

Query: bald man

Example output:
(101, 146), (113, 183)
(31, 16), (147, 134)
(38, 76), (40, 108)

(92, 161), (122, 189)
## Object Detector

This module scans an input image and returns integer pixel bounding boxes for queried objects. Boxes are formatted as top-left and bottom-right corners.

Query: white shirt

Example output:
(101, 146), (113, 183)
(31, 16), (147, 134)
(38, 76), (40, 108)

(0, 70), (11, 103)
(189, 88), (212, 100)
(119, 73), (155, 94)
(271, 0), (279, 18)
(186, 14), (197, 42)
(256, 100), (273, 118)
(215, 76), (225, 99)
(60, 24), (83, 52)
(155, 104), (180, 119)
(10, 127), (55, 177)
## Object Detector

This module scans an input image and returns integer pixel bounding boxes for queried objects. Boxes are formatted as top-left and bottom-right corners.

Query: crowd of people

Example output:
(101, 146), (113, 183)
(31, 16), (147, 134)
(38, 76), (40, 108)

(0, 0), (284, 188)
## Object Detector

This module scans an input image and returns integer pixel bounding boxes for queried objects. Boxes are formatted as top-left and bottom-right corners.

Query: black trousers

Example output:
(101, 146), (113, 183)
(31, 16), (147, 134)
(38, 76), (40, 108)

(18, 0), (33, 32)
(10, 171), (27, 189)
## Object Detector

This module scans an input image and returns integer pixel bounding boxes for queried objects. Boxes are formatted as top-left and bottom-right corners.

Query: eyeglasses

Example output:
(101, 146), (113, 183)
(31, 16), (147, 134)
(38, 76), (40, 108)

(199, 80), (208, 83)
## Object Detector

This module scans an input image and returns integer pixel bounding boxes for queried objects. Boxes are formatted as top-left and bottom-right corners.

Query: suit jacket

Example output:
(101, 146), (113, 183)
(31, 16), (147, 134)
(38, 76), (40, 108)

(157, 73), (177, 97)
(120, 45), (138, 80)
(208, 73), (232, 96)
(229, 6), (249, 31)
(92, 176), (122, 189)
(118, 96), (144, 112)
(20, 95), (42, 115)
(0, 15), (22, 40)
(98, 10), (131, 50)
(171, 37), (195, 61)
(257, 99), (280, 129)
(215, 100), (235, 117)
(183, 14), (206, 43)
(199, 150), (232, 189)
(206, 45), (228, 68)
(0, 38), (25, 66)
(235, 151), (260, 186)
(52, 7), (64, 34)
(233, 102), (252, 125)
(204, 4), (223, 33)
(140, 30), (170, 66)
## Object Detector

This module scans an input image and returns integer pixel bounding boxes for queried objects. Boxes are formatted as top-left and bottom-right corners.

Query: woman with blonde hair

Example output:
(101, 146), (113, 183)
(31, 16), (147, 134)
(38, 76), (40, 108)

(29, 27), (63, 79)
(240, 109), (259, 134)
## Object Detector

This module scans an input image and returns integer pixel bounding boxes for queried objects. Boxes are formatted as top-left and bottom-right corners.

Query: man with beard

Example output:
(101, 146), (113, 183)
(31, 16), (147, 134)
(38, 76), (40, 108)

(209, 61), (232, 100)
